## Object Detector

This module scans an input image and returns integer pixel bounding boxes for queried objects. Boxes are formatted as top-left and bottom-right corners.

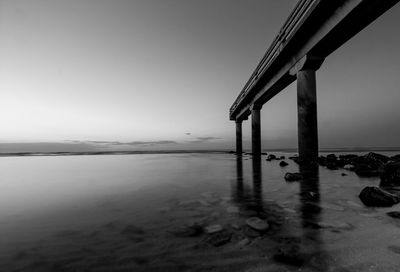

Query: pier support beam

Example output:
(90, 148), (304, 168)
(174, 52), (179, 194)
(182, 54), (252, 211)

(235, 120), (242, 155)
(297, 69), (318, 164)
(291, 55), (324, 164)
(251, 105), (262, 156)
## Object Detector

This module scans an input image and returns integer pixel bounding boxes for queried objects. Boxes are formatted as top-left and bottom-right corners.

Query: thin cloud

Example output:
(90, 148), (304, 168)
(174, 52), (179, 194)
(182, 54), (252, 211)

(189, 136), (221, 143)
(68, 140), (178, 146)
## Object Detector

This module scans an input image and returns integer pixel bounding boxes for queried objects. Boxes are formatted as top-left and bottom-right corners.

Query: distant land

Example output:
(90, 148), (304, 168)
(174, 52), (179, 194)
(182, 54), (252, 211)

(1, 142), (400, 157)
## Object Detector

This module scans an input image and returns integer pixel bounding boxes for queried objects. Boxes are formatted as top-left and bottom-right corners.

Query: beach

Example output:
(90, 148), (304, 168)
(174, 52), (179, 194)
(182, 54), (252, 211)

(1, 152), (400, 271)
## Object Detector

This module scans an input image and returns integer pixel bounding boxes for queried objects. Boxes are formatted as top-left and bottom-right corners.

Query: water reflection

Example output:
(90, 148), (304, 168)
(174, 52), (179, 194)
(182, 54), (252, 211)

(232, 155), (330, 269)
(252, 155), (263, 212)
(299, 163), (321, 228)
(232, 155), (264, 212)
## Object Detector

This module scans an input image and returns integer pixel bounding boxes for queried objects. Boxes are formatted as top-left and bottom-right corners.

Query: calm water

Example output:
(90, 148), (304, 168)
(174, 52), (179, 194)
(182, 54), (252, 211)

(0, 152), (400, 271)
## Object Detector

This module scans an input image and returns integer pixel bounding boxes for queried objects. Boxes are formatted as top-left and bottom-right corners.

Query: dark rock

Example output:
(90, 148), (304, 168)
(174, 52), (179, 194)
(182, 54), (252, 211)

(339, 154), (360, 165)
(246, 217), (269, 231)
(326, 162), (339, 170)
(354, 163), (380, 177)
(203, 231), (231, 247)
(266, 154), (276, 161)
(284, 172), (303, 182)
(326, 154), (337, 162)
(387, 211), (400, 219)
(279, 161), (289, 167)
(341, 173), (347, 176)
(365, 152), (390, 164)
(381, 161), (400, 187)
(359, 186), (400, 207)
(261, 152), (268, 155)
(391, 154), (400, 162)
(280, 156), (286, 160)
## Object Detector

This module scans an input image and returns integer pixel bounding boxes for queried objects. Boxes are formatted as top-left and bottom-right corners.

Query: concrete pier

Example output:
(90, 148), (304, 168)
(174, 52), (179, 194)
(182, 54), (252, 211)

(297, 69), (318, 164)
(229, 0), (399, 160)
(235, 121), (242, 155)
(251, 105), (261, 156)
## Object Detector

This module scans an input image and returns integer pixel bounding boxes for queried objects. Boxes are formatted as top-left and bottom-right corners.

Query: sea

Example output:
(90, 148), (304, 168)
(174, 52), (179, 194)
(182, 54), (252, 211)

(0, 150), (400, 271)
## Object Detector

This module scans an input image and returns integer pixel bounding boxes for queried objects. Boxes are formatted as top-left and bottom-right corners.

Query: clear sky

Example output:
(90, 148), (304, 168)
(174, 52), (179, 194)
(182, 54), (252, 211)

(0, 0), (400, 152)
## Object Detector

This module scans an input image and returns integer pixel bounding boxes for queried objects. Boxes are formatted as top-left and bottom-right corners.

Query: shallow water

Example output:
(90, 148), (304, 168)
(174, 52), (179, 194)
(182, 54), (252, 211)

(0, 152), (400, 271)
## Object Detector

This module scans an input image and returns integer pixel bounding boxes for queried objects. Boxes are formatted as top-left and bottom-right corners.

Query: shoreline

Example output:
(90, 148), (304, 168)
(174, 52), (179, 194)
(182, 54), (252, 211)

(2, 147), (400, 158)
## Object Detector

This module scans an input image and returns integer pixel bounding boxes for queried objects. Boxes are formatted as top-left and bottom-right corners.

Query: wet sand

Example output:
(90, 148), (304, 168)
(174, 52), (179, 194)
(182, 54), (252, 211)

(1, 153), (400, 271)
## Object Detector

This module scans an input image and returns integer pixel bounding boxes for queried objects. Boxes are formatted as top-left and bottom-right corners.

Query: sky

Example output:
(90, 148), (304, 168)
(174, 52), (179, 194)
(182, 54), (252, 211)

(0, 0), (400, 152)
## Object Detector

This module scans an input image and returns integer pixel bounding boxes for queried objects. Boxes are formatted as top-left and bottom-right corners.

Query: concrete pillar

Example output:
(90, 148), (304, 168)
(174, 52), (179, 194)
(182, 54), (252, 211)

(297, 69), (318, 164)
(251, 105), (262, 156)
(235, 120), (242, 155)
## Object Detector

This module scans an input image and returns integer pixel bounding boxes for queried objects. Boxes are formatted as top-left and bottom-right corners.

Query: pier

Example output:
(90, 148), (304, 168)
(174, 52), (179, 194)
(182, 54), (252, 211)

(229, 0), (399, 163)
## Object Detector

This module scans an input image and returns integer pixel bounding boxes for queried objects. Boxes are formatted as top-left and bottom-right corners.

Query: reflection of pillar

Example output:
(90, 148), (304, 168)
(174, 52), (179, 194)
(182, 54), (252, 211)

(251, 105), (262, 156)
(236, 120), (242, 155)
(252, 154), (263, 211)
(233, 156), (244, 202)
(297, 69), (318, 164)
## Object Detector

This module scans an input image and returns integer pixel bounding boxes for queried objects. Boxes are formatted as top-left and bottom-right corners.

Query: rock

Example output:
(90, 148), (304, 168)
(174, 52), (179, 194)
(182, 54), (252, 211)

(279, 161), (289, 167)
(365, 152), (390, 164)
(280, 156), (286, 160)
(246, 217), (269, 231)
(267, 154), (276, 161)
(354, 163), (380, 177)
(284, 172), (303, 182)
(387, 211), (400, 219)
(381, 161), (400, 187)
(226, 206), (239, 214)
(343, 164), (355, 170)
(204, 224), (224, 234)
(341, 173), (347, 176)
(203, 231), (231, 247)
(237, 238), (251, 248)
(359, 186), (400, 207)
(339, 154), (360, 164)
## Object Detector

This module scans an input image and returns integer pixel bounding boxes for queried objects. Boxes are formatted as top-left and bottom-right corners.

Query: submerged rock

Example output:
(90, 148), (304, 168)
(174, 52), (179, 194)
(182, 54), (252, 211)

(381, 161), (400, 187)
(203, 231), (231, 247)
(359, 186), (400, 207)
(279, 161), (289, 167)
(246, 217), (269, 231)
(284, 172), (303, 182)
(387, 211), (400, 219)
(204, 224), (223, 234)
